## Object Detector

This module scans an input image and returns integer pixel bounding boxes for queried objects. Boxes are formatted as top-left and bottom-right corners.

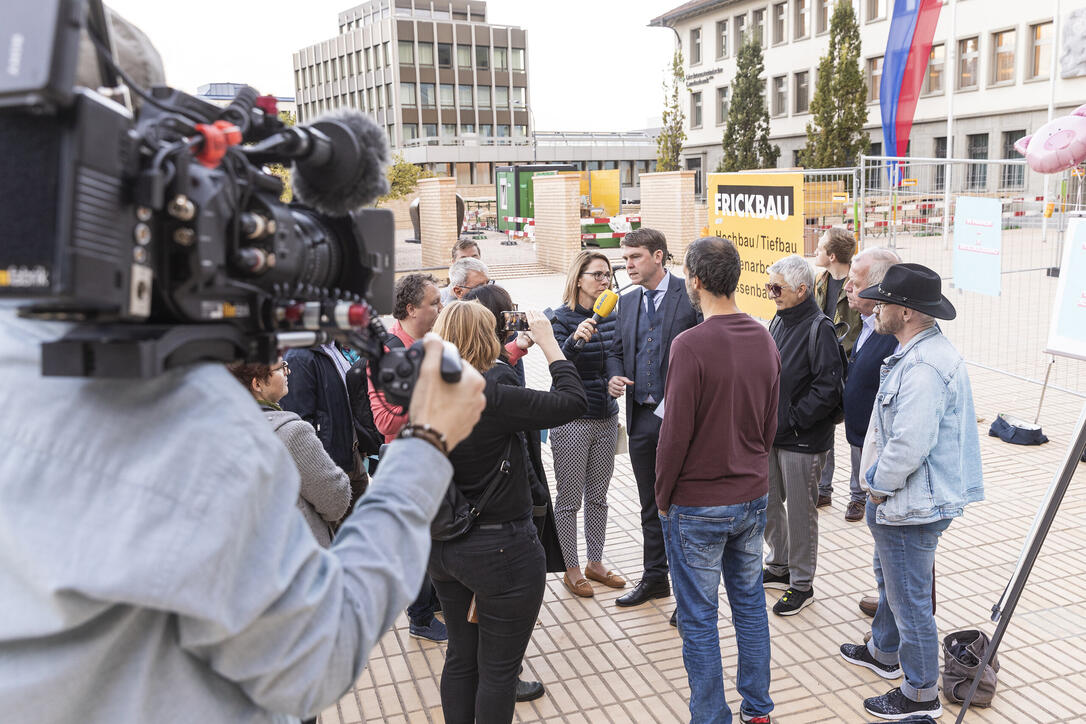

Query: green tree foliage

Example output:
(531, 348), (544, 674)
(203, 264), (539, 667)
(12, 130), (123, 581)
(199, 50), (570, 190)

(266, 110), (296, 203)
(718, 39), (779, 171)
(656, 49), (686, 172)
(377, 153), (436, 206)
(799, 1), (869, 168)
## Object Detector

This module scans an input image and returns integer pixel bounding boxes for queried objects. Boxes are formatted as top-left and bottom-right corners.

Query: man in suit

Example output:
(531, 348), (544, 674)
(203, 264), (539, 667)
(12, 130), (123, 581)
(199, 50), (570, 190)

(606, 228), (699, 608)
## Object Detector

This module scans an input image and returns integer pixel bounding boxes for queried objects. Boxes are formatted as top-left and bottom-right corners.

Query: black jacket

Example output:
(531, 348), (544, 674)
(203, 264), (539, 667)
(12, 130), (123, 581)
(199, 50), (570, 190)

(280, 347), (354, 473)
(551, 303), (619, 420)
(448, 360), (587, 524)
(769, 295), (844, 454)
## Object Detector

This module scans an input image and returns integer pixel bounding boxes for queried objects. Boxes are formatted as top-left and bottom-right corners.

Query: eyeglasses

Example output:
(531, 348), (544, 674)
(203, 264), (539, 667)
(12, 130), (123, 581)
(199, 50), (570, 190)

(461, 279), (495, 291)
(270, 360), (291, 375)
(581, 271), (613, 281)
(764, 282), (790, 299)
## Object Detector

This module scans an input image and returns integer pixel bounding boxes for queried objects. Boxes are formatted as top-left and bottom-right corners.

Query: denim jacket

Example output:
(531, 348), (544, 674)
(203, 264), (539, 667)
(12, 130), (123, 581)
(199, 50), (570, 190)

(868, 326), (984, 525)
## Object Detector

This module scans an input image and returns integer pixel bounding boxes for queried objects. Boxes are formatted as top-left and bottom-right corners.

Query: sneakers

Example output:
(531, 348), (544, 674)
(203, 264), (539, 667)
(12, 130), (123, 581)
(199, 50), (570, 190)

(408, 616), (448, 642)
(840, 642), (902, 679)
(816, 493), (832, 508)
(762, 568), (790, 591)
(772, 587), (814, 616)
(845, 500), (866, 521)
(740, 713), (772, 723)
(864, 686), (942, 720)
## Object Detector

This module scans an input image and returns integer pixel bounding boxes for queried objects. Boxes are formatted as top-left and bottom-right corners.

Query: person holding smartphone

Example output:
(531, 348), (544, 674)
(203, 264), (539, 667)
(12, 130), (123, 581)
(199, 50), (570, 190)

(547, 251), (624, 598)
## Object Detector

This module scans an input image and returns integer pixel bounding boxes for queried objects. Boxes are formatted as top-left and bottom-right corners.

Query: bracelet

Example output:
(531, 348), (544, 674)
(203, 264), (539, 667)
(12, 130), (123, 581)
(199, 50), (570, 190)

(398, 423), (449, 456)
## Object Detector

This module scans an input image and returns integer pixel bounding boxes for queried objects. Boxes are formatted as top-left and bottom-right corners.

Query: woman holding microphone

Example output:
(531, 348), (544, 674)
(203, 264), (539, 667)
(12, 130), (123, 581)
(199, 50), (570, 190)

(548, 251), (625, 598)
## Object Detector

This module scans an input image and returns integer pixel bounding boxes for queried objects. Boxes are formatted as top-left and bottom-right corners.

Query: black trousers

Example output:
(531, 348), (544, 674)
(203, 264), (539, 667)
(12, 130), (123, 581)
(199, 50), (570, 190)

(629, 402), (668, 583)
(429, 517), (546, 724)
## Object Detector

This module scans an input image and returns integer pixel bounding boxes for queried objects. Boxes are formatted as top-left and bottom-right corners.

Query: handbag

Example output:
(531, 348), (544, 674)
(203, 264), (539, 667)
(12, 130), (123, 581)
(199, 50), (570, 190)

(614, 420), (629, 456)
(941, 629), (1000, 707)
(431, 436), (515, 541)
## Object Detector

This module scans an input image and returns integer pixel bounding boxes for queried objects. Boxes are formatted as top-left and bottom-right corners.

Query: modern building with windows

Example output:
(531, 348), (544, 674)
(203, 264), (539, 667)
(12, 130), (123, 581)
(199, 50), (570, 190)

(650, 0), (1086, 194)
(294, 0), (659, 189)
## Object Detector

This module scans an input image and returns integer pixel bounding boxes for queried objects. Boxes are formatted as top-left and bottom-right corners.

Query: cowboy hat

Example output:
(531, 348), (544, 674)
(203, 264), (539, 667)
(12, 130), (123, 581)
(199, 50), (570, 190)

(858, 263), (956, 320)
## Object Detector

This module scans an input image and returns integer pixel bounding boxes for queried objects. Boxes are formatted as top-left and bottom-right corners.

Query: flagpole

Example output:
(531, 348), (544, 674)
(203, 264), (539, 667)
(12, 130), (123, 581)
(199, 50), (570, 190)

(1042, 0), (1062, 244)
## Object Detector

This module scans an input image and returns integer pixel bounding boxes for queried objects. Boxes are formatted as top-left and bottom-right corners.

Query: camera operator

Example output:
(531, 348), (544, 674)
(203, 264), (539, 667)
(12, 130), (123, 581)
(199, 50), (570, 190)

(0, 302), (485, 722)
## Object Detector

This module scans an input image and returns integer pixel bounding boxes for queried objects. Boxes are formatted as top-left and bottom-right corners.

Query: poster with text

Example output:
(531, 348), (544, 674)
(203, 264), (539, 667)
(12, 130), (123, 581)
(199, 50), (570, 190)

(1045, 217), (1086, 362)
(707, 172), (805, 321)
(952, 196), (1003, 297)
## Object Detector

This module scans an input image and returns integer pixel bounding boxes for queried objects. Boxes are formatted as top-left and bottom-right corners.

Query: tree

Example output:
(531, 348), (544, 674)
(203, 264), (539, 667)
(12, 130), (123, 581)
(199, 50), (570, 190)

(718, 39), (779, 171)
(266, 110), (296, 203)
(799, 1), (869, 168)
(377, 153), (435, 206)
(656, 49), (686, 172)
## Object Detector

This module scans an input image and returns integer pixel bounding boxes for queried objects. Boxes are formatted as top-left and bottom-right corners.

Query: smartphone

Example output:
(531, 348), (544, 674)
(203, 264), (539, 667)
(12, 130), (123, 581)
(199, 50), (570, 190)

(502, 310), (529, 332)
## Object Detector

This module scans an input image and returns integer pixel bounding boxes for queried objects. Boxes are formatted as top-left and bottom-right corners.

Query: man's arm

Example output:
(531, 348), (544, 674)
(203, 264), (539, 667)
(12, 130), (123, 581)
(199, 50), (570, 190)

(604, 299), (626, 381)
(789, 321), (844, 430)
(655, 338), (698, 512)
(368, 367), (408, 439)
(763, 346), (782, 450)
(869, 363), (947, 497)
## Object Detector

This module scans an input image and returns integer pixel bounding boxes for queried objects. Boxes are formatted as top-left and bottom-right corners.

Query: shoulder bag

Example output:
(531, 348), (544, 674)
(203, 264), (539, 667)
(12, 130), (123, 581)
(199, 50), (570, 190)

(431, 436), (515, 541)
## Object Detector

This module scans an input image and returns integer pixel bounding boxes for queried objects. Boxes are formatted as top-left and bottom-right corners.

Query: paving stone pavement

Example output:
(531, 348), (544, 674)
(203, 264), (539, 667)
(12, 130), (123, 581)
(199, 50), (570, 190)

(321, 268), (1086, 724)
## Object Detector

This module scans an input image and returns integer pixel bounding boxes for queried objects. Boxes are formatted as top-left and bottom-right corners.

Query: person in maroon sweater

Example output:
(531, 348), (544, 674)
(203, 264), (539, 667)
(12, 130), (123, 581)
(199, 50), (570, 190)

(656, 237), (780, 724)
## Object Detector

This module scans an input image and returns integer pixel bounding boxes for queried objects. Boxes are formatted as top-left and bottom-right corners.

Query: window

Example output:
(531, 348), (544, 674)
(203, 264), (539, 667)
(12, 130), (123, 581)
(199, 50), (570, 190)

(460, 123), (474, 134)
(865, 141), (883, 189)
(934, 136), (947, 190)
(772, 75), (787, 116)
(1002, 130), (1026, 187)
(966, 133), (989, 190)
(793, 149), (804, 167)
(735, 14), (746, 49)
(495, 86), (509, 106)
(383, 41), (390, 66)
(511, 48), (525, 71)
(477, 85), (491, 106)
(794, 70), (809, 113)
(992, 30), (1015, 84)
(457, 44), (472, 68)
(716, 19), (728, 58)
(399, 82), (416, 106)
(386, 83), (393, 109)
(958, 37), (979, 89)
(440, 83), (454, 108)
(716, 86), (729, 125)
(403, 123), (418, 140)
(691, 91), (703, 127)
(690, 27), (702, 64)
(480, 124), (493, 137)
(398, 41), (414, 64)
(773, 3), (786, 44)
(867, 56), (882, 102)
(752, 8), (765, 46)
(366, 87), (374, 110)
(419, 82), (436, 108)
(475, 45), (490, 70)
(458, 84), (473, 105)
(1029, 22), (1052, 79)
(514, 124), (527, 137)
(437, 43), (453, 68)
(866, 0), (885, 22)
(493, 47), (508, 70)
(417, 42), (434, 66)
(511, 86), (526, 106)
(925, 44), (944, 94)
(794, 0), (808, 40)
(441, 123), (457, 138)
(366, 47), (374, 70)
(816, 0), (830, 34)
(422, 123), (437, 138)
(497, 124), (510, 137)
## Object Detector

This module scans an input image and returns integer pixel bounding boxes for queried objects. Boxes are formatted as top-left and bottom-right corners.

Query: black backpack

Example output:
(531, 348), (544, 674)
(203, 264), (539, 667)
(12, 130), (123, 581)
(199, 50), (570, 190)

(770, 313), (848, 425)
(345, 333), (405, 457)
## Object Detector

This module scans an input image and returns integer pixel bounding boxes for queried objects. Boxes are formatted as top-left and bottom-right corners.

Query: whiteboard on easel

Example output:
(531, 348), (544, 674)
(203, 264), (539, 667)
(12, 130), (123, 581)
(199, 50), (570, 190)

(1045, 217), (1086, 362)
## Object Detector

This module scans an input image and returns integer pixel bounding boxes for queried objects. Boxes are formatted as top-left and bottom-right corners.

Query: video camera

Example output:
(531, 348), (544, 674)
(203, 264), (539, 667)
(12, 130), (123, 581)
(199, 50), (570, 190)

(0, 0), (454, 403)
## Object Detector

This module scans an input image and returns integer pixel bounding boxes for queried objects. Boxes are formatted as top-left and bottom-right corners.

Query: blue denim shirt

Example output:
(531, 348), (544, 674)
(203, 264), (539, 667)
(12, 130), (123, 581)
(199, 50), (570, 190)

(0, 303), (451, 722)
(868, 326), (984, 525)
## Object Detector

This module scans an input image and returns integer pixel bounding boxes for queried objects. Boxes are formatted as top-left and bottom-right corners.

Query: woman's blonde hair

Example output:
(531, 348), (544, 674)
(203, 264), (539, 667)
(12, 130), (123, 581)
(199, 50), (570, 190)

(433, 301), (501, 373)
(562, 250), (613, 307)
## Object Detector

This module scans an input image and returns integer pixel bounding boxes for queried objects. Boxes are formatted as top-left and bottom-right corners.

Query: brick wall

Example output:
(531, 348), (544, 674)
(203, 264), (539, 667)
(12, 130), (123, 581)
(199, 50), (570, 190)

(639, 171), (697, 269)
(417, 177), (458, 269)
(533, 174), (581, 274)
(382, 183), (494, 231)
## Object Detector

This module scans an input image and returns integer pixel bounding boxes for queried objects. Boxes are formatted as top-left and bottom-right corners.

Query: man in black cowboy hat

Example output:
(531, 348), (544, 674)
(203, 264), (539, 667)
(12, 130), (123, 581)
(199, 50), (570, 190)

(838, 263), (985, 721)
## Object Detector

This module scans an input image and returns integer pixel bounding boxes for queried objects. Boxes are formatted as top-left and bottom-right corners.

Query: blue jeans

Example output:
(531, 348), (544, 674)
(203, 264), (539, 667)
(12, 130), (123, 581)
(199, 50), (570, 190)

(866, 499), (951, 702)
(661, 497), (773, 724)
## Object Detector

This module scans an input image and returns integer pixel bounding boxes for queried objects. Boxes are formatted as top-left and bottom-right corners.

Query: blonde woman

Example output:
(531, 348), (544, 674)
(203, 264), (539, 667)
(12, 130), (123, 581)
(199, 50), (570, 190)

(548, 251), (624, 597)
(429, 301), (586, 724)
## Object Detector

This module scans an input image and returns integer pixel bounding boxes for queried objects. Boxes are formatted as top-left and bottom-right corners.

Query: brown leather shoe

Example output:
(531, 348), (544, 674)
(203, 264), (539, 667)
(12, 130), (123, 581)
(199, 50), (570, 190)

(859, 595), (878, 617)
(563, 573), (594, 598)
(816, 494), (832, 508)
(585, 568), (626, 589)
(845, 500), (865, 522)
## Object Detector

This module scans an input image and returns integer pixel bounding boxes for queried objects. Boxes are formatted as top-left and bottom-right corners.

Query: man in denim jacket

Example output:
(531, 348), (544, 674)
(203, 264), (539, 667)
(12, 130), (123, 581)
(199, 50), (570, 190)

(838, 263), (984, 721)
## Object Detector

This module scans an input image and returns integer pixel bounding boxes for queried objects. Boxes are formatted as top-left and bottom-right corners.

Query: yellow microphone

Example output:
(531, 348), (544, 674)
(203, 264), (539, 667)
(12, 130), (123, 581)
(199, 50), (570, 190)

(573, 289), (619, 351)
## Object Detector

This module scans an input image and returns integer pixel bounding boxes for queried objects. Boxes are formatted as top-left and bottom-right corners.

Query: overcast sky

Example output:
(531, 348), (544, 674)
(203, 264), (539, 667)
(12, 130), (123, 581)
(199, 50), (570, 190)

(105, 0), (679, 132)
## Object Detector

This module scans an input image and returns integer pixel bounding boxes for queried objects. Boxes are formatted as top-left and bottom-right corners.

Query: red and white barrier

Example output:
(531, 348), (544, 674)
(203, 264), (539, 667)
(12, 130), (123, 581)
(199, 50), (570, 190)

(581, 232), (627, 241)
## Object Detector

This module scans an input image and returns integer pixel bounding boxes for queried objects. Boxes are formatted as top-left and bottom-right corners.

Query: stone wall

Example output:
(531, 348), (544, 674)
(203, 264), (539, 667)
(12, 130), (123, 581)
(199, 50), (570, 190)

(639, 171), (697, 267)
(417, 177), (458, 269)
(533, 174), (581, 274)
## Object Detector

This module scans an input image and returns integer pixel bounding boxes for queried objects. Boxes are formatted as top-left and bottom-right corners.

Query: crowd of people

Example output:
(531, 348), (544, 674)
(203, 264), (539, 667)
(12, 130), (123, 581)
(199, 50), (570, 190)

(0, 225), (984, 724)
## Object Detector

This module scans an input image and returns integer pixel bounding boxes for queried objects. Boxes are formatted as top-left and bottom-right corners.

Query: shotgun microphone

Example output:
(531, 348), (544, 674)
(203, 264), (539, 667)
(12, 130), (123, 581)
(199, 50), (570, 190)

(572, 288), (619, 352)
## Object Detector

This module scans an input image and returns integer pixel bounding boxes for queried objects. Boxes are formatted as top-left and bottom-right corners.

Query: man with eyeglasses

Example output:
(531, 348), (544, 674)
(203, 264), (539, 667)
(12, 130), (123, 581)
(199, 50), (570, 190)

(443, 257), (493, 304)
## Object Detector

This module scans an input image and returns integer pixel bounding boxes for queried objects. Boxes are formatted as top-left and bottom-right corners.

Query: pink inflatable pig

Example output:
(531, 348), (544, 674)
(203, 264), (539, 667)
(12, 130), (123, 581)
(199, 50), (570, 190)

(1015, 104), (1086, 174)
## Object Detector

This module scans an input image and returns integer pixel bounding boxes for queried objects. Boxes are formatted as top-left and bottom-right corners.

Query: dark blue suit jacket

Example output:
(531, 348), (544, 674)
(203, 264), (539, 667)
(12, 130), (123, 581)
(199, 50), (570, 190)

(605, 273), (699, 427)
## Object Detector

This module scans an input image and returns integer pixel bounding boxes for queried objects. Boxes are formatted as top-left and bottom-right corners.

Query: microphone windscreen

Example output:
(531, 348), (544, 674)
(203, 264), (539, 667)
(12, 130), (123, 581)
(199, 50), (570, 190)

(593, 289), (619, 318)
(293, 109), (390, 216)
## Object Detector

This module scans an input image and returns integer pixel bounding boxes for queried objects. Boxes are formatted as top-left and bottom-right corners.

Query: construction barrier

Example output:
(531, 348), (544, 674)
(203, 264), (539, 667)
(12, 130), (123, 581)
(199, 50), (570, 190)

(581, 232), (627, 241)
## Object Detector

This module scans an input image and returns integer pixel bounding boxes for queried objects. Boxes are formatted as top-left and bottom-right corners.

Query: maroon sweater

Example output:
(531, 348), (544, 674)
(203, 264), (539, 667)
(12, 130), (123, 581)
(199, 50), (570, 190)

(655, 313), (781, 511)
